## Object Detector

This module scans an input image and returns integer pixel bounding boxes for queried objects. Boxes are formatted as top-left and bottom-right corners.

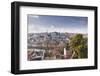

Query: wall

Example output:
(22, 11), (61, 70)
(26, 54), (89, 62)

(0, 0), (99, 76)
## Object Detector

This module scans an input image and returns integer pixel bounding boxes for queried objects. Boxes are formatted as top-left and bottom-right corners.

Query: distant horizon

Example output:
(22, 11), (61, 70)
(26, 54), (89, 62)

(28, 31), (88, 34)
(28, 15), (88, 34)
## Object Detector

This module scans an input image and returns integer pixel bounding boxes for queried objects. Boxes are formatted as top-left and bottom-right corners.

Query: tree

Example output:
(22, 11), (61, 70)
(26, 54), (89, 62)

(65, 42), (70, 50)
(69, 34), (88, 59)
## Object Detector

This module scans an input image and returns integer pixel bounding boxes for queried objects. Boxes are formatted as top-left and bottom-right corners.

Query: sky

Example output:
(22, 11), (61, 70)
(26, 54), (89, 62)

(27, 14), (88, 34)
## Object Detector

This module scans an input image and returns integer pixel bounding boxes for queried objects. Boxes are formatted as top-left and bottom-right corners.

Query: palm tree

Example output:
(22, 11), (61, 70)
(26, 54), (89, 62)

(69, 34), (88, 59)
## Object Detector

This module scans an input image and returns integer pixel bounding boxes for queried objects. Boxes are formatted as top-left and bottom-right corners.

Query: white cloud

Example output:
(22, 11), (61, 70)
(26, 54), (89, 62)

(30, 15), (39, 18)
(28, 24), (87, 34)
(28, 24), (48, 33)
(50, 25), (55, 29)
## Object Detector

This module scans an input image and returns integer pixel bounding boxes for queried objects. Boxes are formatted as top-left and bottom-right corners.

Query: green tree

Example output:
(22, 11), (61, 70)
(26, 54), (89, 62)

(69, 34), (88, 59)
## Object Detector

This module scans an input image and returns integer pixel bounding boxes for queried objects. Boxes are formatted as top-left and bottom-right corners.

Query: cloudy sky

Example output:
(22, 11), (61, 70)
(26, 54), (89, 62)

(27, 14), (88, 34)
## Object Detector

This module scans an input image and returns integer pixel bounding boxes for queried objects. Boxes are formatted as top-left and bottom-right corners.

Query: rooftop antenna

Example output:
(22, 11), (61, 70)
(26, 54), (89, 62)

(46, 29), (48, 34)
(47, 30), (48, 33)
